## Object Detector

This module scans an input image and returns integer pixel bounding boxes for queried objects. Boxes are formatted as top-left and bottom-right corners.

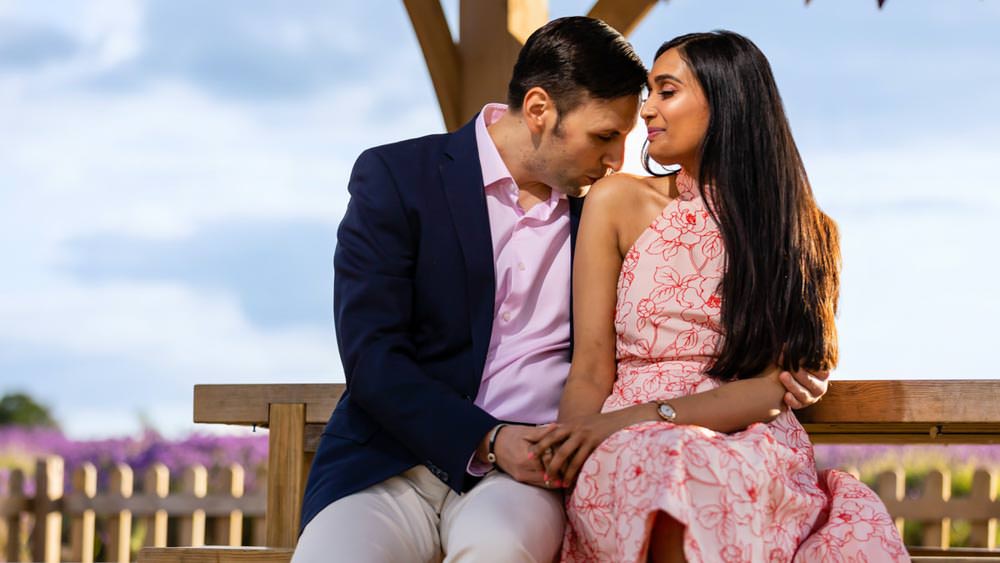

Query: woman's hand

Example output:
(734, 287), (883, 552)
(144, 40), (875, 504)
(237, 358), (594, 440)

(530, 409), (639, 488)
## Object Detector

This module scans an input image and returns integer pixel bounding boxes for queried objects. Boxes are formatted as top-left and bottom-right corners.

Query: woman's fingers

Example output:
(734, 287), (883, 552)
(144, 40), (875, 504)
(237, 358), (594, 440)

(546, 435), (581, 482)
(784, 390), (804, 409)
(530, 426), (571, 458)
(562, 442), (594, 487)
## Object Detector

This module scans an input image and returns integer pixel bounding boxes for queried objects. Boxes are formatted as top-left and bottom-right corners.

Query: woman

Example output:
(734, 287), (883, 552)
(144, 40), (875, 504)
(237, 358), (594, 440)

(532, 32), (907, 561)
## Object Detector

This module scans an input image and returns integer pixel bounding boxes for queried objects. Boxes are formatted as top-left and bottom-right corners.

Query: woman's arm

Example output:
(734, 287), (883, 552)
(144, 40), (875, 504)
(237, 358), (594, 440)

(556, 178), (625, 423)
(539, 175), (791, 486)
(541, 368), (787, 487)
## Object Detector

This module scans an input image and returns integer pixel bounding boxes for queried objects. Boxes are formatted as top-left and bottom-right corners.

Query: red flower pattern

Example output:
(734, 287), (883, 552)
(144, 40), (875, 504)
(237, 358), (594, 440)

(563, 176), (906, 562)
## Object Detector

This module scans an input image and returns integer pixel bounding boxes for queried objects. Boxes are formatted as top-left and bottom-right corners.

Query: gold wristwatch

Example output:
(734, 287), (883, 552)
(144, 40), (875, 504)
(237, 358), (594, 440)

(654, 400), (677, 422)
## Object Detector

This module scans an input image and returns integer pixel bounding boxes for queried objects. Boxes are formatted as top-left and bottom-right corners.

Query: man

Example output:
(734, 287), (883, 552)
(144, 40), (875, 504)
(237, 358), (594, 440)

(293, 17), (828, 562)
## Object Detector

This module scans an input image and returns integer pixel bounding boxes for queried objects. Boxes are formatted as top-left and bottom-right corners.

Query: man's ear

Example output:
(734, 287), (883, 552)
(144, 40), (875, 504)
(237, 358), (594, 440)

(522, 87), (556, 135)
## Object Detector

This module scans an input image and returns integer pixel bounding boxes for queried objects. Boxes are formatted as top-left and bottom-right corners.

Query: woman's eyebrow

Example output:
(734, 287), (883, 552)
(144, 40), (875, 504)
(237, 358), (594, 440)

(651, 73), (684, 87)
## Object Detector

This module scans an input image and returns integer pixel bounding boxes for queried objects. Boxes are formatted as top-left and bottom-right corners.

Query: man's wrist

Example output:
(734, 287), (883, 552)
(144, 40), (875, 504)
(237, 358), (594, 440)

(475, 431), (492, 464)
(475, 423), (505, 464)
(486, 423), (507, 470)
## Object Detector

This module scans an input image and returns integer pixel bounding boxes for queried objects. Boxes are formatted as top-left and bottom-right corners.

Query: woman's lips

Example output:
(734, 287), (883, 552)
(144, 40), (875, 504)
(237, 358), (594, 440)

(647, 127), (665, 141)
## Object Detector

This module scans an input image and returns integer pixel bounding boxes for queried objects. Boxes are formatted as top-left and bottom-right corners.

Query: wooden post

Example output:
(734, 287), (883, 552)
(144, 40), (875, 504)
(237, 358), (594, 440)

(587, 0), (659, 36)
(922, 469), (951, 548)
(5, 469), (26, 562)
(107, 464), (134, 563)
(876, 467), (906, 538)
(212, 464), (245, 547)
(178, 465), (208, 547)
(142, 463), (169, 548)
(457, 0), (547, 123)
(32, 456), (63, 563)
(402, 0), (667, 131)
(69, 463), (97, 563)
(969, 468), (998, 549)
(266, 403), (306, 548)
(403, 0), (462, 131)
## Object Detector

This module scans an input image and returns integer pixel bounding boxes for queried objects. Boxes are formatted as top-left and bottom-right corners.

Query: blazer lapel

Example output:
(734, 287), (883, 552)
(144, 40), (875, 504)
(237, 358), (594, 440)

(440, 118), (496, 383)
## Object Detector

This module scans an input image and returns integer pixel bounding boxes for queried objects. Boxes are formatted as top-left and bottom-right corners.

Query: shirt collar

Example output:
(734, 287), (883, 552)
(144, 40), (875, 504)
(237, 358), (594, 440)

(474, 103), (516, 190)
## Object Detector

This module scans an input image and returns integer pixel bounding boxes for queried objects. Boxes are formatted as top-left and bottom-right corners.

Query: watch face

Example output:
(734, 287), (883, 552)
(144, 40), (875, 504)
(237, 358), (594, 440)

(658, 403), (676, 421)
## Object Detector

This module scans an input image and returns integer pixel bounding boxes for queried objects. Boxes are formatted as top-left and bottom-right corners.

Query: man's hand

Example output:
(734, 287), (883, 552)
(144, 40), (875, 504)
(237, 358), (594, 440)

(779, 369), (830, 409)
(529, 410), (635, 489)
(488, 424), (559, 488)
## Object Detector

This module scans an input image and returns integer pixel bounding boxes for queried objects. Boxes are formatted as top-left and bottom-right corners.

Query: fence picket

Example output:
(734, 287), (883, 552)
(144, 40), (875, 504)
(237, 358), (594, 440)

(141, 463), (169, 549)
(177, 465), (207, 547)
(32, 456), (63, 563)
(922, 469), (952, 548)
(69, 463), (97, 563)
(107, 464), (134, 563)
(211, 464), (245, 547)
(4, 469), (26, 563)
(876, 467), (905, 537)
(968, 468), (998, 549)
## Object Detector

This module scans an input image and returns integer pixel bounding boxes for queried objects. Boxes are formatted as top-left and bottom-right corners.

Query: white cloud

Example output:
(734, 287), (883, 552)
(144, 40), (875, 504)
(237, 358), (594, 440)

(0, 280), (341, 439)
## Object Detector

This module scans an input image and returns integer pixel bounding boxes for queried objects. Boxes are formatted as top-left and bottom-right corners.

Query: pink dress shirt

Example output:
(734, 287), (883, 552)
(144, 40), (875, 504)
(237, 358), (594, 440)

(473, 104), (572, 428)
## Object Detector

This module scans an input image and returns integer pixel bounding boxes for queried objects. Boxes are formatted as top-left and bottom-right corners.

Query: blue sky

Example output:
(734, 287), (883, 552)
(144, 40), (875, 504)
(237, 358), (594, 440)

(1, 0), (997, 438)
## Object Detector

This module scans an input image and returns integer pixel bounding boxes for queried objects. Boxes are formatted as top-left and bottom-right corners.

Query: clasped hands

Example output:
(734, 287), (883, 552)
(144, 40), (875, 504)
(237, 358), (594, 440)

(491, 367), (828, 490)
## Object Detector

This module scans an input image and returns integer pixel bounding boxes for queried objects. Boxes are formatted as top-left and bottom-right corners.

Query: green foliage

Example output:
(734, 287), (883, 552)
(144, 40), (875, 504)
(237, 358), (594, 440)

(0, 392), (58, 428)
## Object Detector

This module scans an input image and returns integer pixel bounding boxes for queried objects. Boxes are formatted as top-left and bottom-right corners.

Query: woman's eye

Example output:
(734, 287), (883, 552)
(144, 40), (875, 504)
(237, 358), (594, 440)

(658, 90), (675, 99)
(597, 135), (613, 142)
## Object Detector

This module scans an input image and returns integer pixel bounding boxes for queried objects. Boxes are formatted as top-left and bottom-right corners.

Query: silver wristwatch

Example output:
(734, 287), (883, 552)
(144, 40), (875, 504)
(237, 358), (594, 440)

(655, 401), (677, 422)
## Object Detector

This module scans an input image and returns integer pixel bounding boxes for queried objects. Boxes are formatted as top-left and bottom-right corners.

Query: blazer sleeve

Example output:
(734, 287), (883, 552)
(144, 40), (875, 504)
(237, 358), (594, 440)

(333, 148), (499, 489)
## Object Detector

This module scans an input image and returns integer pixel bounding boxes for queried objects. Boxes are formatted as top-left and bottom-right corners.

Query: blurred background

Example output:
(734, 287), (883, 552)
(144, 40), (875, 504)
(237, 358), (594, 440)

(0, 0), (997, 441)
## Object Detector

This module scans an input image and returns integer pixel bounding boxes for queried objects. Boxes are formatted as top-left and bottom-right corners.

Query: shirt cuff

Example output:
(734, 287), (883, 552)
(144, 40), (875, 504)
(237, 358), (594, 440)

(466, 453), (492, 477)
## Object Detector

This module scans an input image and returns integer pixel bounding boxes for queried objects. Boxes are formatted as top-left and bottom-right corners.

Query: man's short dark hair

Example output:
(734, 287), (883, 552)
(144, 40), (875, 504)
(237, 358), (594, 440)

(507, 17), (647, 115)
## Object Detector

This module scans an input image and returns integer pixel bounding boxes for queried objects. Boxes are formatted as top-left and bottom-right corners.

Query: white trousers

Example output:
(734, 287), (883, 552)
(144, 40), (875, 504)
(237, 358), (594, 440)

(292, 465), (565, 563)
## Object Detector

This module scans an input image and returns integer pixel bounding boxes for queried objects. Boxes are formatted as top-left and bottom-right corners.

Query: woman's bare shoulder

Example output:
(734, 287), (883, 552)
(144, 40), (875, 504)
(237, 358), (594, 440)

(585, 173), (658, 207)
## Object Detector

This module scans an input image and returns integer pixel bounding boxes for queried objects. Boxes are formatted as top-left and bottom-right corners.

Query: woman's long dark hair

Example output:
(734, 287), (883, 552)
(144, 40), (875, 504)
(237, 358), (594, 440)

(645, 31), (840, 380)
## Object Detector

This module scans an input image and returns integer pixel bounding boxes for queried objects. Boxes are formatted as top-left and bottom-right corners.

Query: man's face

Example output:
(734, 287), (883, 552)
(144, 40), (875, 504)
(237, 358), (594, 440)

(530, 94), (640, 197)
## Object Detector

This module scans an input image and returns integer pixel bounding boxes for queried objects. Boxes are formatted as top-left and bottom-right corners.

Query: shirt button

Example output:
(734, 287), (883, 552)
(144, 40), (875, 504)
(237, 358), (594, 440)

(517, 262), (526, 271)
(502, 312), (512, 322)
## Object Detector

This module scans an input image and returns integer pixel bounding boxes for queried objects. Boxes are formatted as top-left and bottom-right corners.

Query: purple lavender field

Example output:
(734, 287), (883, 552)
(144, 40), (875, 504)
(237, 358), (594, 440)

(0, 426), (268, 496)
(2, 427), (1000, 547)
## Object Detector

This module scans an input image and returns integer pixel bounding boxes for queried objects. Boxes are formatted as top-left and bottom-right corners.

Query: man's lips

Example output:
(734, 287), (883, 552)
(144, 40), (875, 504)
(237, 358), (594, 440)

(647, 127), (665, 141)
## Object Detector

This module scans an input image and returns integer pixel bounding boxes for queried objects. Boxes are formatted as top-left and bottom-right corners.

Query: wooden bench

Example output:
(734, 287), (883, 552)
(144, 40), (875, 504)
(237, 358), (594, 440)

(139, 380), (1000, 562)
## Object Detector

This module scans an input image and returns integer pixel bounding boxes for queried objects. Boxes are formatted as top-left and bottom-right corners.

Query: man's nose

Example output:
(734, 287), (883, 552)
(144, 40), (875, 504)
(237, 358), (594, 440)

(604, 140), (626, 171)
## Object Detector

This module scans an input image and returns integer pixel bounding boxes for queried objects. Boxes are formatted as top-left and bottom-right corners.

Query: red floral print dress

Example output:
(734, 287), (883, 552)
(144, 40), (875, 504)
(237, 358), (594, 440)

(562, 175), (907, 562)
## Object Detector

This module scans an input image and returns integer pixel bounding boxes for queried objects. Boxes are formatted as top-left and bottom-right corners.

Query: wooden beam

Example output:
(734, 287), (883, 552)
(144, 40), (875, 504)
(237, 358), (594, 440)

(458, 0), (548, 122)
(193, 383), (343, 426)
(587, 0), (659, 37)
(403, 0), (463, 131)
(798, 380), (1000, 424)
(507, 0), (549, 45)
(139, 547), (293, 563)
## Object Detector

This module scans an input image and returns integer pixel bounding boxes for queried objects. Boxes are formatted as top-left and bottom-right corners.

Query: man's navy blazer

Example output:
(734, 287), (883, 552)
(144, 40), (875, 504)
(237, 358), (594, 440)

(301, 117), (583, 530)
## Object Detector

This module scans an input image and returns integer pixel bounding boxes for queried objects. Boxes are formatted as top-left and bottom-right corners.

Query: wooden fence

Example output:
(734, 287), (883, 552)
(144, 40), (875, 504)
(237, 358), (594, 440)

(1, 457), (998, 561)
(868, 467), (999, 549)
(0, 456), (265, 562)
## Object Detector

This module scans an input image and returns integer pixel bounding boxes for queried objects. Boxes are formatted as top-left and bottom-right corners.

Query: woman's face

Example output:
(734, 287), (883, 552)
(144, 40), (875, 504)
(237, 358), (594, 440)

(641, 47), (710, 174)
